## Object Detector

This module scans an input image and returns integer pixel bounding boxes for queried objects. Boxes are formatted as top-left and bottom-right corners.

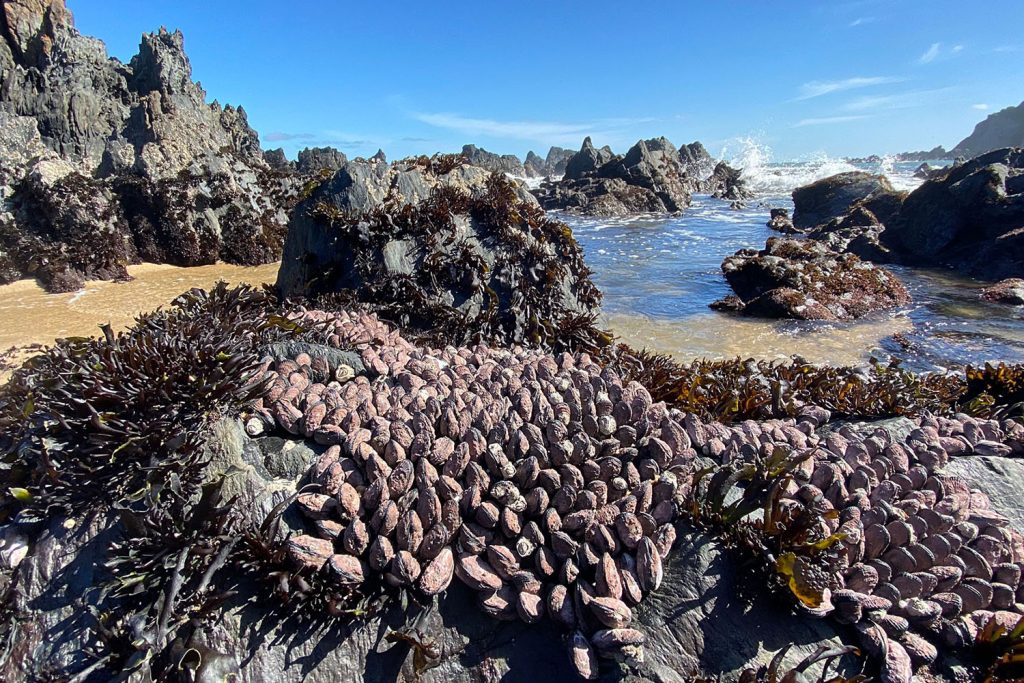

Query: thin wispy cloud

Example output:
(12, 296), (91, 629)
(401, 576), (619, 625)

(917, 43), (941, 64)
(917, 42), (963, 64)
(848, 17), (875, 27)
(796, 76), (903, 100)
(412, 112), (655, 145)
(794, 115), (870, 127)
(264, 131), (315, 142)
(993, 45), (1020, 53)
(972, 103), (990, 110)
(842, 87), (956, 112)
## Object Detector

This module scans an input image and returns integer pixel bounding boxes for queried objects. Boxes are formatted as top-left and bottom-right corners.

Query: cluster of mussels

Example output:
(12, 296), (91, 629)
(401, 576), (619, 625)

(249, 309), (697, 678)
(247, 308), (1024, 681)
(795, 415), (1024, 680)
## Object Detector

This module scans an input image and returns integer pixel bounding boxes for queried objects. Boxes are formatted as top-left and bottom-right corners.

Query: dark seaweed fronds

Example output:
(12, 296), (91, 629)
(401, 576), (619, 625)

(601, 347), (969, 423)
(300, 173), (604, 353)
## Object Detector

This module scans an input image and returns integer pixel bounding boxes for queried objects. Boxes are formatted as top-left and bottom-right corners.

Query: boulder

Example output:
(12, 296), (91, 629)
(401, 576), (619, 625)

(597, 137), (692, 212)
(276, 158), (599, 347)
(702, 161), (750, 202)
(460, 144), (525, 177)
(791, 172), (904, 231)
(806, 206), (891, 262)
(981, 278), (1024, 305)
(882, 148), (1024, 279)
(712, 237), (911, 321)
(766, 208), (797, 233)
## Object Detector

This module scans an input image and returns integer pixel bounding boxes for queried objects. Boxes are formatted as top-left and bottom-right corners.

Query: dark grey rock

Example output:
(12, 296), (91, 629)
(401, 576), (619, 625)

(951, 100), (1024, 158)
(945, 455), (1024, 534)
(563, 136), (615, 180)
(791, 172), (904, 231)
(296, 147), (348, 174)
(460, 144), (525, 177)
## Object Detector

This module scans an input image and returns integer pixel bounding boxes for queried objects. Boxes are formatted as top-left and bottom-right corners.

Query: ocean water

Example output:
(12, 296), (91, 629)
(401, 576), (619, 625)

(565, 146), (1024, 372)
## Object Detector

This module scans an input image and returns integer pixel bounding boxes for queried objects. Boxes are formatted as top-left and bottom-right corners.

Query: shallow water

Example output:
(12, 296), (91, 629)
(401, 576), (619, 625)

(0, 160), (1021, 374)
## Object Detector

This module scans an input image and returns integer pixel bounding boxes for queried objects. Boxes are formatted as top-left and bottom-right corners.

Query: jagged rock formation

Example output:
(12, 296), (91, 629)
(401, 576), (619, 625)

(460, 144), (525, 177)
(524, 146), (573, 178)
(0, 0), (303, 291)
(951, 101), (1024, 158)
(711, 237), (910, 321)
(276, 158), (599, 348)
(296, 146), (349, 174)
(563, 137), (615, 181)
(792, 148), (1024, 280)
(678, 141), (715, 179)
(532, 137), (718, 217)
(700, 161), (750, 202)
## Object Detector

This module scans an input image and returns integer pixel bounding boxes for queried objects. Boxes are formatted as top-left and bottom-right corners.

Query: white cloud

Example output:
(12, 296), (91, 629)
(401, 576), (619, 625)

(794, 115), (870, 127)
(993, 45), (1020, 53)
(972, 103), (990, 110)
(917, 42), (941, 64)
(411, 112), (654, 146)
(796, 76), (903, 100)
(917, 42), (964, 64)
(842, 87), (956, 112)
(848, 17), (875, 27)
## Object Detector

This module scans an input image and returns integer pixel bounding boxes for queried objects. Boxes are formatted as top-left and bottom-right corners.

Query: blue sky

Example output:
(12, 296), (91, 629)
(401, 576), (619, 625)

(72, 0), (1023, 162)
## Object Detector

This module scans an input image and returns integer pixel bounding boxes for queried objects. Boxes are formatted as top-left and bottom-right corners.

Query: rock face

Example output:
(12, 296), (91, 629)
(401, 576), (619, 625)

(460, 144), (526, 177)
(951, 101), (1024, 158)
(276, 158), (600, 347)
(296, 146), (349, 174)
(678, 141), (715, 179)
(713, 237), (911, 321)
(882, 148), (1024, 279)
(791, 172), (904, 231)
(0, 0), (302, 290)
(563, 136), (616, 181)
(797, 148), (1024, 280)
(532, 137), (702, 216)
(524, 146), (574, 178)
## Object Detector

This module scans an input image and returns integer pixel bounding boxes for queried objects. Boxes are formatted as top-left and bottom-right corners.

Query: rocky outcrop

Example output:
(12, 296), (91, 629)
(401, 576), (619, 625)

(460, 144), (525, 177)
(951, 101), (1024, 158)
(882, 148), (1024, 279)
(791, 148), (1024, 280)
(296, 146), (349, 174)
(263, 147), (290, 170)
(700, 161), (750, 202)
(766, 208), (796, 233)
(712, 237), (910, 321)
(276, 158), (599, 347)
(791, 172), (905, 231)
(532, 137), (700, 216)
(0, 1), (304, 291)
(524, 146), (573, 178)
(982, 278), (1024, 305)
(563, 136), (615, 180)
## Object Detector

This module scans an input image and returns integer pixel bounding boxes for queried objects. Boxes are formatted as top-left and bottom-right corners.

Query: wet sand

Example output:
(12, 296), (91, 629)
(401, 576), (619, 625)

(0, 262), (280, 374)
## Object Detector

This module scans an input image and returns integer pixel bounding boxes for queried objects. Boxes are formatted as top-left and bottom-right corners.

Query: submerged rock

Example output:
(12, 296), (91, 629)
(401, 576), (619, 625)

(982, 278), (1024, 305)
(713, 237), (911, 321)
